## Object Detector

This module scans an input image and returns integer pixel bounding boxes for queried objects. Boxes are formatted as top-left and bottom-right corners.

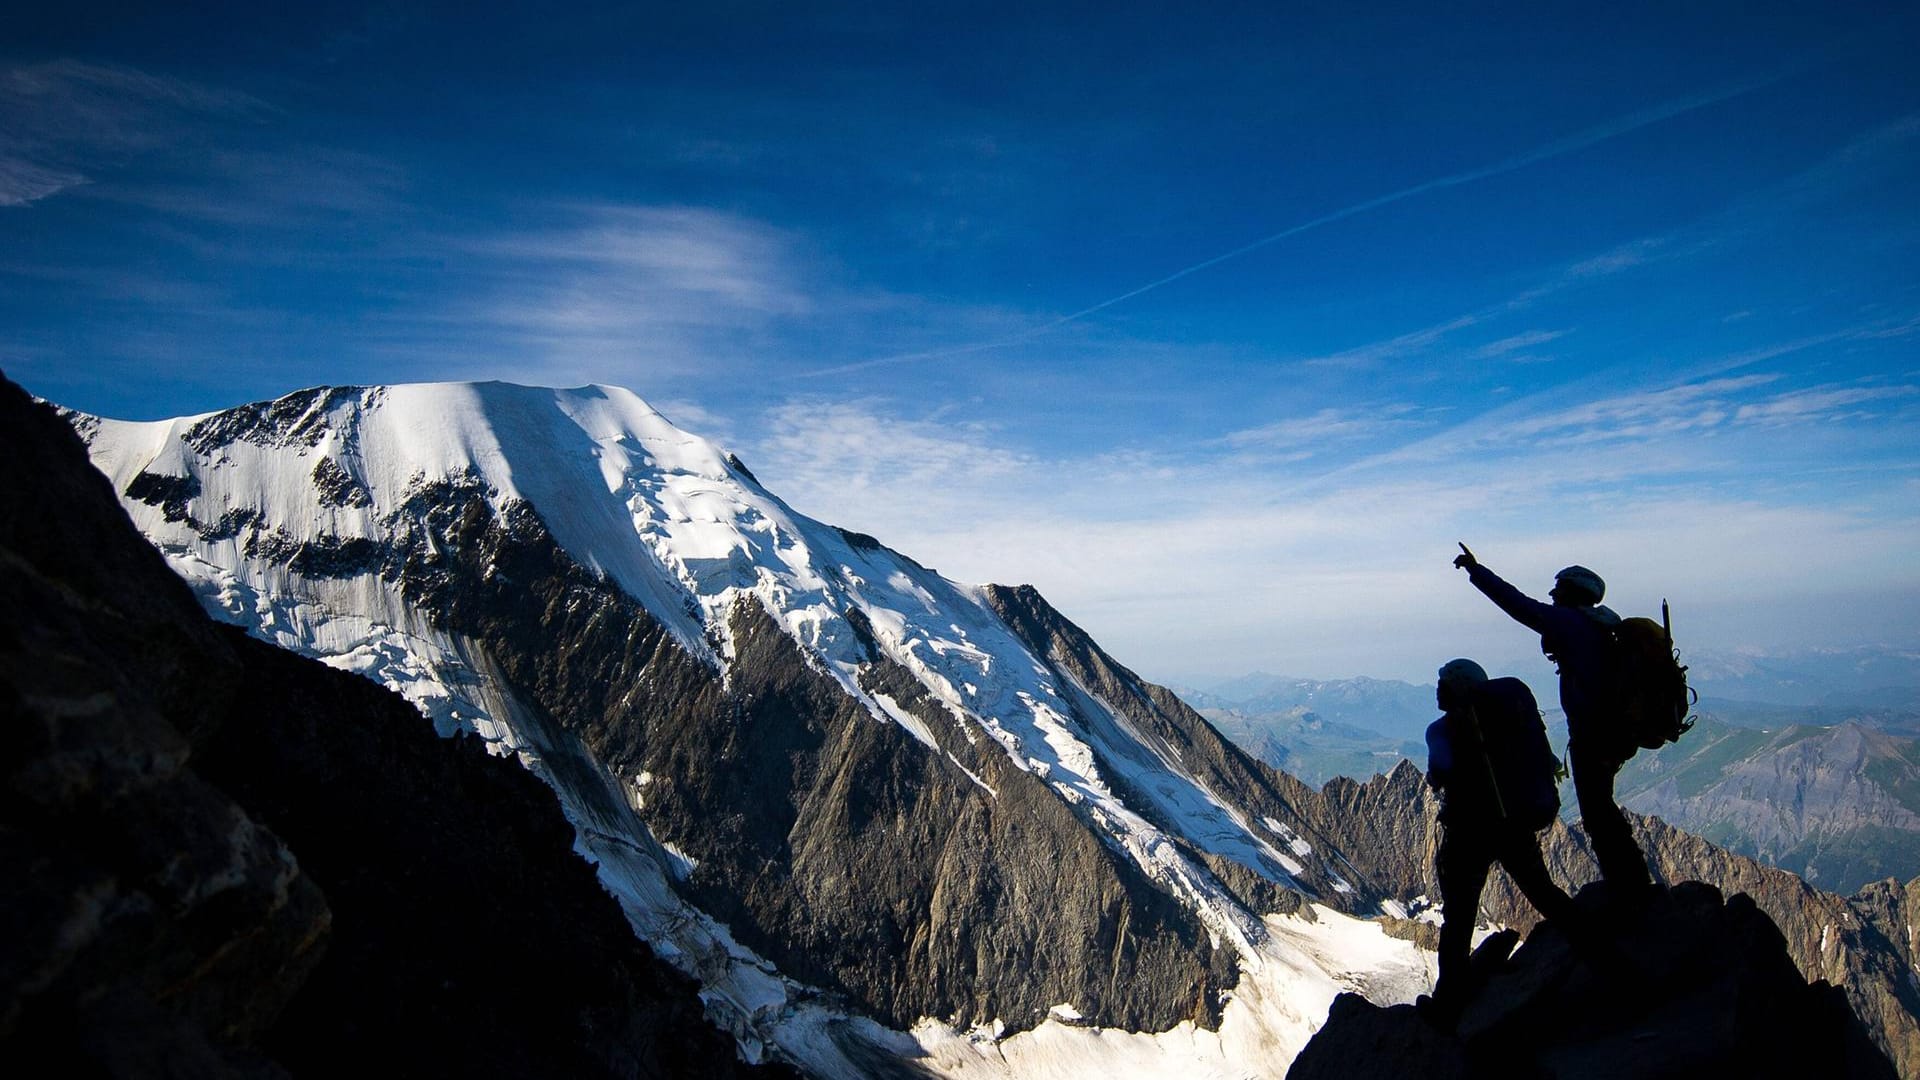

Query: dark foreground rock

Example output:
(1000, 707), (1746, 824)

(1288, 881), (1896, 1080)
(0, 371), (786, 1077)
(1297, 760), (1920, 1076)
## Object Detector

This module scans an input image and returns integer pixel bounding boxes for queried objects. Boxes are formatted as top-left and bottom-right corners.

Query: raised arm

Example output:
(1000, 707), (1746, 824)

(1453, 545), (1555, 634)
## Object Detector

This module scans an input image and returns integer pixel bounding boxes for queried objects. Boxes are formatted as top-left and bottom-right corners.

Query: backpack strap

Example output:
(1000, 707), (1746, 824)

(1462, 704), (1508, 821)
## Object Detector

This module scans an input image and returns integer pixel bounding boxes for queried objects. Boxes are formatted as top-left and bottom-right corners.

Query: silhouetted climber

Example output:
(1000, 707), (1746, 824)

(1453, 544), (1654, 895)
(1420, 659), (1577, 1025)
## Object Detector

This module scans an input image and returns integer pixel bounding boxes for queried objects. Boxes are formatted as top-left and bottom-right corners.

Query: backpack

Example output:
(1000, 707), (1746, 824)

(1593, 600), (1697, 750)
(1445, 677), (1561, 831)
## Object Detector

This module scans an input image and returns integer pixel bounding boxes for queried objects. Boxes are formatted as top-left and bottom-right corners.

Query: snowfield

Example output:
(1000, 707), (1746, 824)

(909, 905), (1432, 1078)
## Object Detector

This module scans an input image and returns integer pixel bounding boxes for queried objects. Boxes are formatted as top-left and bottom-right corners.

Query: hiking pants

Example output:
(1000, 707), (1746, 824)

(1568, 736), (1652, 891)
(1434, 822), (1575, 1003)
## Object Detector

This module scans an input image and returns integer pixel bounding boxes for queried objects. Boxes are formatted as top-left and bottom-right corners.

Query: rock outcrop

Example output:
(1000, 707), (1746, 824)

(1287, 881), (1897, 1079)
(1293, 761), (1920, 1076)
(0, 372), (782, 1077)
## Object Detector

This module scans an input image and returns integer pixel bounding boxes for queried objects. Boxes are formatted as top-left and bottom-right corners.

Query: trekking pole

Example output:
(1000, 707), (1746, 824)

(1662, 599), (1672, 648)
(1465, 704), (1509, 822)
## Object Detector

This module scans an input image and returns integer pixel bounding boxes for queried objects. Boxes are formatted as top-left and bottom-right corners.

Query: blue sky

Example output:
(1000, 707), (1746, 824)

(5, 2), (1918, 683)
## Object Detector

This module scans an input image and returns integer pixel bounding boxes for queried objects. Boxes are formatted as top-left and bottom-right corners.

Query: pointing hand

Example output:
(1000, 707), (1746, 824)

(1453, 543), (1477, 570)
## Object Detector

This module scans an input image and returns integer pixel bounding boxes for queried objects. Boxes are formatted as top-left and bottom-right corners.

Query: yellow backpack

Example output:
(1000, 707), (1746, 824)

(1607, 602), (1698, 750)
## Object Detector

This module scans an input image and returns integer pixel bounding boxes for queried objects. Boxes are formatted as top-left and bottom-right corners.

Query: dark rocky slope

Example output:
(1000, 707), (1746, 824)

(982, 583), (1378, 915)
(1287, 881), (1896, 1080)
(0, 373), (782, 1078)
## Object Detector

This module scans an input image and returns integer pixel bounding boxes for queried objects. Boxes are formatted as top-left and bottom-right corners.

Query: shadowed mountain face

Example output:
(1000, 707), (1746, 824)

(0, 374), (784, 1077)
(409, 514), (1242, 1037)
(1287, 882), (1897, 1080)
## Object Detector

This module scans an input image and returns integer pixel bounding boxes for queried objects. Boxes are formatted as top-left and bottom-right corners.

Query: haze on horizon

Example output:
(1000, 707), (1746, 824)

(5, 2), (1917, 685)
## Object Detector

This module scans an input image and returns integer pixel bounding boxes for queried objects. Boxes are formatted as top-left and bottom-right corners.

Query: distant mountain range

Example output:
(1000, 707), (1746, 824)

(1181, 649), (1920, 740)
(1170, 675), (1435, 787)
(1173, 674), (1439, 742)
(1686, 648), (1920, 712)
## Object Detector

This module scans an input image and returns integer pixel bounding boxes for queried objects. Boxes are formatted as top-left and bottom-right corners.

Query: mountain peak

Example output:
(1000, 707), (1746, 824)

(79, 380), (785, 656)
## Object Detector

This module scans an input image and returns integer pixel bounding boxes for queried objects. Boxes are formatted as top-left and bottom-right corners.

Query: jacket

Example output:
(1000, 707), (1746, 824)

(1466, 564), (1621, 735)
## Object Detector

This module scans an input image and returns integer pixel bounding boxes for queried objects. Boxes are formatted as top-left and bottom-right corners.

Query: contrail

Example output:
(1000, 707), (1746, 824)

(803, 68), (1797, 378)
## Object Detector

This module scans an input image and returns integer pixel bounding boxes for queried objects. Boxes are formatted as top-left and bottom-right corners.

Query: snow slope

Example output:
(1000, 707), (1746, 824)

(75, 381), (1425, 1073)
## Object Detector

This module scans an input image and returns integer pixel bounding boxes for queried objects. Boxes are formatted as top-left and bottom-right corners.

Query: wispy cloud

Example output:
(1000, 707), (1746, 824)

(431, 205), (813, 378)
(1296, 237), (1673, 371)
(1566, 237), (1667, 278)
(1302, 314), (1486, 369)
(1004, 71), (1792, 338)
(735, 352), (1920, 682)
(1732, 384), (1920, 426)
(472, 205), (808, 320)
(751, 398), (1032, 530)
(1361, 370), (1917, 464)
(0, 60), (266, 207)
(1689, 317), (1920, 380)
(1490, 374), (1781, 445)
(1473, 329), (1568, 360)
(0, 157), (85, 207)
(1738, 113), (1920, 220)
(97, 146), (410, 226)
(1222, 405), (1424, 452)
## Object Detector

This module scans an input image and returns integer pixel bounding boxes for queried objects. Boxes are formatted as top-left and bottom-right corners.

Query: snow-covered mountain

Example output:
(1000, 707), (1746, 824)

(71, 381), (1434, 1076)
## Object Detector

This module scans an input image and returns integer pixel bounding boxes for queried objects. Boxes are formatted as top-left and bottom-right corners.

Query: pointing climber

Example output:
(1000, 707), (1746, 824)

(1420, 658), (1579, 1025)
(1453, 544), (1654, 897)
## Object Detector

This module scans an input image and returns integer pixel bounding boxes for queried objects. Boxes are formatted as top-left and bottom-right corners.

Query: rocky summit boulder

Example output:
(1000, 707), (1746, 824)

(1287, 881), (1896, 1080)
